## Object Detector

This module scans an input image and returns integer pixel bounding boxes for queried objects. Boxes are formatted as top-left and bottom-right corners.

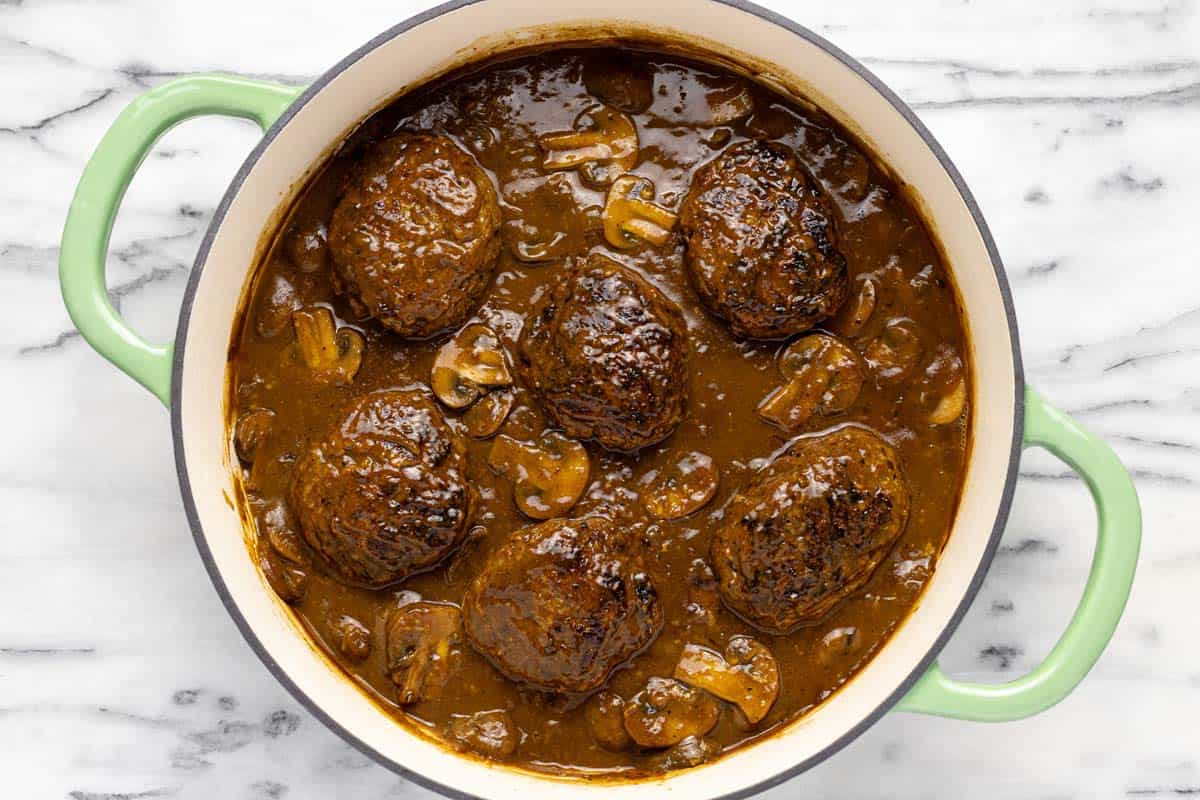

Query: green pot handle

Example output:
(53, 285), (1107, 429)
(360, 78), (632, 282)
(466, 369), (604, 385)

(898, 386), (1141, 721)
(59, 75), (304, 406)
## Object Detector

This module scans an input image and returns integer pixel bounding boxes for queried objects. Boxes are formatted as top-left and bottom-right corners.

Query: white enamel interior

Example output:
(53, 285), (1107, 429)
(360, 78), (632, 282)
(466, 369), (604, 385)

(177, 2), (1018, 798)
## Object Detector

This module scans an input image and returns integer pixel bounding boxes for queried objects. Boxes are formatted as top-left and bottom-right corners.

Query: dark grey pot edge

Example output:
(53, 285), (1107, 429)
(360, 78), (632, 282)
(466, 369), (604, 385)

(170, 1), (1025, 798)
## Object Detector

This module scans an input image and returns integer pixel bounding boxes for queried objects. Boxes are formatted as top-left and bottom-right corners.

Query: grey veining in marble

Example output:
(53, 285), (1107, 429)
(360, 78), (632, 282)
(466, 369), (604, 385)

(1, 0), (1196, 798)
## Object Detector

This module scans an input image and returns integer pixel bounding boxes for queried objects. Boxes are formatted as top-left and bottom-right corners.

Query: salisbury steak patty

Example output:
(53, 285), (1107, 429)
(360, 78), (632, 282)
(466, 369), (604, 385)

(518, 255), (689, 452)
(327, 133), (501, 338)
(680, 140), (849, 339)
(289, 389), (473, 588)
(710, 427), (910, 632)
(462, 516), (663, 694)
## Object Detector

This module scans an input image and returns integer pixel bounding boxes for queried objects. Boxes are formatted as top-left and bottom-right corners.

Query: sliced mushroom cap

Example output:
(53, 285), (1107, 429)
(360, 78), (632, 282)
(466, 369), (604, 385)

(706, 83), (754, 126)
(918, 344), (968, 425)
(461, 388), (516, 439)
(291, 306), (364, 386)
(831, 276), (879, 339)
(585, 690), (632, 752)
(487, 432), (590, 519)
(255, 272), (300, 338)
(445, 524), (488, 585)
(864, 318), (924, 385)
(685, 558), (721, 637)
(674, 636), (780, 724)
(499, 403), (543, 441)
(283, 214), (329, 274)
(643, 451), (719, 520)
(385, 601), (463, 705)
(623, 676), (720, 749)
(446, 709), (519, 760)
(234, 408), (275, 464)
(538, 104), (639, 187)
(758, 333), (864, 430)
(259, 548), (307, 605)
(583, 57), (655, 114)
(778, 334), (863, 411)
(603, 174), (679, 249)
(259, 501), (308, 566)
(757, 377), (820, 431)
(655, 734), (722, 770)
(335, 615), (372, 662)
(431, 323), (513, 409)
(929, 379), (967, 425)
(815, 625), (860, 667)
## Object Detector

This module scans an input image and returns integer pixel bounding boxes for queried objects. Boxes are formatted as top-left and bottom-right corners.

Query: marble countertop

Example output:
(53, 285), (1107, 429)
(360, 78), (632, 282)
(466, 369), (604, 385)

(2, 0), (1196, 797)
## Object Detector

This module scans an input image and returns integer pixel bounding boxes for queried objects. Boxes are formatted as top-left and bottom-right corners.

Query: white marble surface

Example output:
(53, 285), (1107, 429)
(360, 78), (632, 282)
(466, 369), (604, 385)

(2, 0), (1197, 797)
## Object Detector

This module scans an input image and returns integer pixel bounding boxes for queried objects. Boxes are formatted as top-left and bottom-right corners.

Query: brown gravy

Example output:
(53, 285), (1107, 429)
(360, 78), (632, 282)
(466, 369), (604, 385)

(227, 44), (970, 778)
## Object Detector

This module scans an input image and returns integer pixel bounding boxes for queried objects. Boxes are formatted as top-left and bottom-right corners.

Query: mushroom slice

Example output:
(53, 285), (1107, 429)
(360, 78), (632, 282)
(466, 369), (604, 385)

(291, 306), (364, 386)
(431, 323), (513, 409)
(385, 601), (463, 705)
(283, 214), (329, 274)
(585, 691), (632, 752)
(656, 735), (721, 770)
(778, 334), (863, 411)
(256, 271), (299, 339)
(487, 432), (590, 520)
(816, 626), (860, 667)
(706, 83), (754, 126)
(685, 558), (721, 637)
(500, 403), (542, 441)
(757, 378), (823, 431)
(864, 318), (924, 385)
(603, 174), (679, 249)
(259, 548), (307, 605)
(674, 636), (780, 725)
(929, 379), (967, 425)
(445, 524), (488, 585)
(583, 57), (654, 114)
(831, 276), (879, 339)
(758, 333), (864, 430)
(234, 408), (274, 464)
(447, 709), (519, 760)
(538, 104), (639, 187)
(643, 451), (719, 520)
(623, 677), (720, 749)
(461, 388), (516, 439)
(260, 501), (308, 566)
(335, 615), (372, 662)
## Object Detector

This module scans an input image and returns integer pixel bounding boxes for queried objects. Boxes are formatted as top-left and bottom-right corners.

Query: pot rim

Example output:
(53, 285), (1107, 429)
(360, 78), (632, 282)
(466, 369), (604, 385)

(170, 1), (1025, 796)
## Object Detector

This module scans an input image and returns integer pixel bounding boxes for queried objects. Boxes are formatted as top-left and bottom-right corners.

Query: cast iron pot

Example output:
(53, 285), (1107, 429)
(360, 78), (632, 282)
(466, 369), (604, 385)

(58, 1), (1142, 797)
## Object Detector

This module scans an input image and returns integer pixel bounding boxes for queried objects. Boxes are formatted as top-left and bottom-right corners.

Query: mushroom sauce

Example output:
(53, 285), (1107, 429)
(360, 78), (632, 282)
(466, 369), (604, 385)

(228, 45), (971, 778)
